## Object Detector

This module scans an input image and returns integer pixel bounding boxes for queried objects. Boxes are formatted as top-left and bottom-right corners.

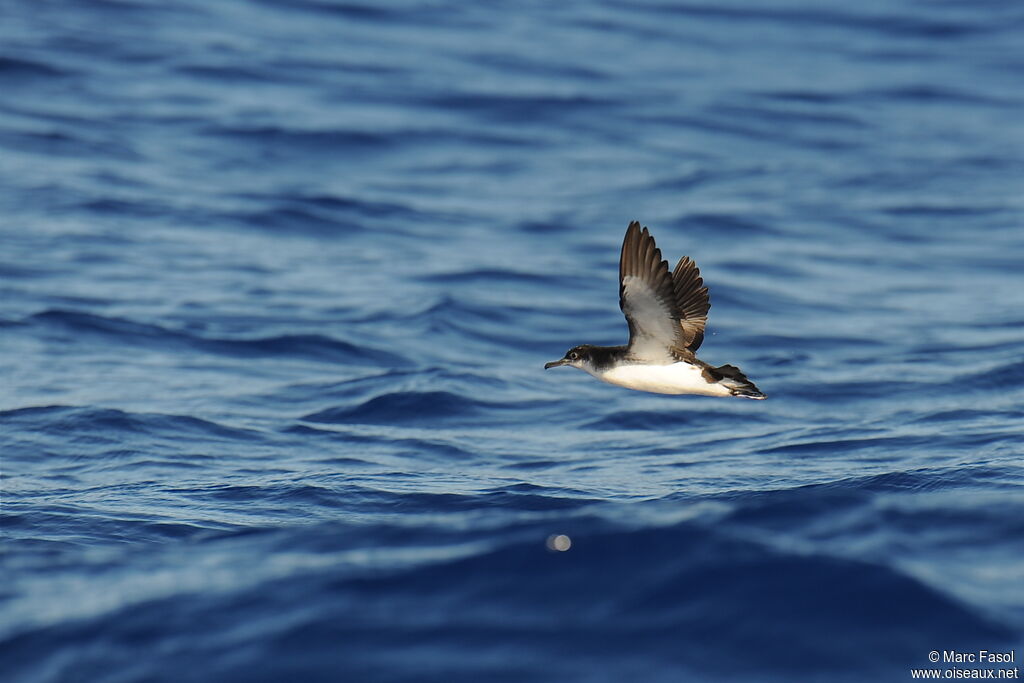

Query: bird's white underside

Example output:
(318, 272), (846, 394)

(590, 361), (731, 397)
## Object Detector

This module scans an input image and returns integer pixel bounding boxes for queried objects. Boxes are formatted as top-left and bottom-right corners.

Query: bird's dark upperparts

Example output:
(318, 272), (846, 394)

(545, 221), (765, 399)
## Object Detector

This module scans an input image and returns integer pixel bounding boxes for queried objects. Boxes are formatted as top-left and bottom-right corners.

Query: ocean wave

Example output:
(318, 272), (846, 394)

(0, 56), (71, 79)
(301, 390), (550, 426)
(28, 310), (407, 366)
(231, 191), (432, 221)
(0, 405), (263, 443)
(200, 123), (542, 154)
(629, 3), (989, 39)
(418, 269), (567, 287)
(5, 514), (1012, 682)
(419, 92), (619, 123)
(221, 206), (362, 236)
(585, 408), (770, 431)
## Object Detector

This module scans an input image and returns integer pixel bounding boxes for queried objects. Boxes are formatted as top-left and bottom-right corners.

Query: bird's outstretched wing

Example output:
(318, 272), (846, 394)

(619, 221), (710, 361)
(670, 249), (710, 352)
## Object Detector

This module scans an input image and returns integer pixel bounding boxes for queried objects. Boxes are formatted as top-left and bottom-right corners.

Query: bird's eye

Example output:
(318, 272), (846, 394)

(569, 351), (579, 360)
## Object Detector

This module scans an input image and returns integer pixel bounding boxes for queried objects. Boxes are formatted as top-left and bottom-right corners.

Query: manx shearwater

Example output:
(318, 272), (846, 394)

(545, 221), (765, 399)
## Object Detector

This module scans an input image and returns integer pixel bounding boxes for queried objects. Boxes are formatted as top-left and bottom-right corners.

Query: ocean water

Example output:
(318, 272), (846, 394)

(2, 1), (1023, 681)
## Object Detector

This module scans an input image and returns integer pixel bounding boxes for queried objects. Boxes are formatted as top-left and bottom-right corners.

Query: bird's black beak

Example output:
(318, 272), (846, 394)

(544, 358), (569, 369)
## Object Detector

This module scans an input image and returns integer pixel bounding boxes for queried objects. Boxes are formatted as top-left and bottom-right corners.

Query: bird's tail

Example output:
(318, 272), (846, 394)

(713, 364), (766, 400)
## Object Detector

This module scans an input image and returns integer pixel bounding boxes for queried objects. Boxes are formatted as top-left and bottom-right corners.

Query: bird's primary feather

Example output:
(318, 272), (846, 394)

(618, 221), (709, 361)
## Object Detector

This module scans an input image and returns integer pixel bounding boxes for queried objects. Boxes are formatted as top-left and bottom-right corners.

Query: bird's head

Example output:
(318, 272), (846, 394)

(544, 345), (595, 371)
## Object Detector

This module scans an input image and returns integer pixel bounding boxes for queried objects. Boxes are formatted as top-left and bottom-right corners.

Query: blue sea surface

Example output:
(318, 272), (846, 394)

(2, 1), (1023, 681)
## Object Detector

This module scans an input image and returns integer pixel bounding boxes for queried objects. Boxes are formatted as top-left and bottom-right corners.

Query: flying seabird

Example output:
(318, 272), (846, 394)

(544, 221), (765, 399)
